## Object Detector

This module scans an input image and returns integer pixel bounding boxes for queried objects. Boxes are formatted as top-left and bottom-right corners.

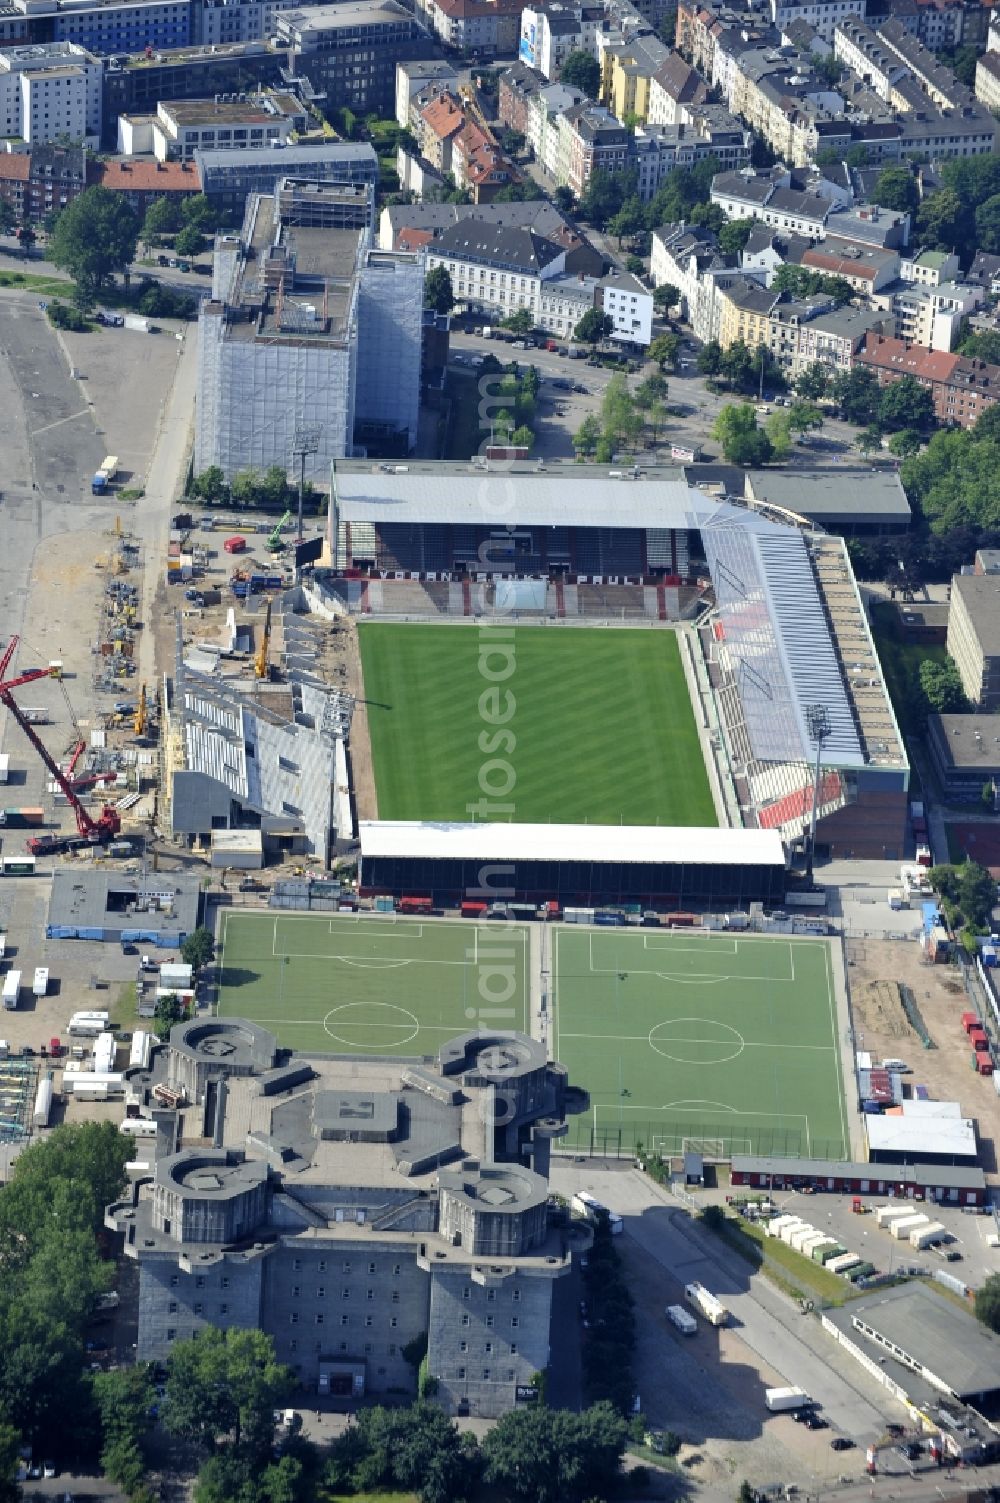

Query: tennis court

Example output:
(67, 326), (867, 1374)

(216, 911), (530, 1055)
(553, 928), (849, 1161)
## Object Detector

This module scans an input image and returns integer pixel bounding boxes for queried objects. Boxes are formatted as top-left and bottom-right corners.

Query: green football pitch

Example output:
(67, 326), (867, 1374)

(552, 928), (850, 1161)
(216, 911), (529, 1053)
(357, 624), (717, 827)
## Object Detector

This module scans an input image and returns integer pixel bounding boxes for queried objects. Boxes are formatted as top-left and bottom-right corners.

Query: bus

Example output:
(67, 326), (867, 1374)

(571, 1190), (623, 1235)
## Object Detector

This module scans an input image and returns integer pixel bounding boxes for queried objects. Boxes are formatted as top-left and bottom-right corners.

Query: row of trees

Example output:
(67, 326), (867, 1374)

(872, 156), (1000, 261)
(899, 404), (1000, 538)
(190, 465), (319, 514)
(487, 364), (539, 450)
(928, 860), (996, 952)
(711, 400), (823, 466)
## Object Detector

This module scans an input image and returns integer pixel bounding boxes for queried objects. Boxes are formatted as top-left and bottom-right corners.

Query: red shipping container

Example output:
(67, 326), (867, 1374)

(962, 1012), (979, 1032)
(224, 536), (247, 554)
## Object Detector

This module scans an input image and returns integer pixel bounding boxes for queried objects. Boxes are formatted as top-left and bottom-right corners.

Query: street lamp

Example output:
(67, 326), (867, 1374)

(804, 704), (831, 882)
(291, 425), (321, 554)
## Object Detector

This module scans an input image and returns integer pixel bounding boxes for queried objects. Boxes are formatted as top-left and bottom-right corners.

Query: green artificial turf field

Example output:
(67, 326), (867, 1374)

(553, 928), (849, 1161)
(216, 911), (529, 1053)
(357, 625), (716, 826)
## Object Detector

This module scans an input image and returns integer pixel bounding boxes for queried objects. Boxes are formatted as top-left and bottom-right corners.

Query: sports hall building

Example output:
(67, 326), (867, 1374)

(318, 461), (908, 866)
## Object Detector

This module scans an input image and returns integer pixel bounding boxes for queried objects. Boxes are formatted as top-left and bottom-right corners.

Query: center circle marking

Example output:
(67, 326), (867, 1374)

(323, 1002), (420, 1048)
(648, 1017), (745, 1065)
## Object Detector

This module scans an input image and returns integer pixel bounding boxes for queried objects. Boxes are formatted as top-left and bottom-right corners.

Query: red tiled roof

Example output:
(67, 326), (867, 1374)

(858, 333), (960, 383)
(0, 156), (31, 182)
(396, 226), (436, 251)
(431, 0), (521, 16)
(802, 246), (877, 281)
(97, 159), (199, 192)
(420, 92), (465, 140)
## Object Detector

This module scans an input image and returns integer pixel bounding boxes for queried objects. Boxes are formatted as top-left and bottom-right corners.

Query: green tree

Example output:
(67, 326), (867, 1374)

(601, 372), (635, 440)
(560, 49), (601, 97)
(141, 196), (183, 246)
(93, 1367), (153, 1495)
(553, 185), (576, 213)
(872, 166), (919, 217)
(49, 187), (139, 302)
(718, 217), (755, 257)
(578, 168), (636, 228)
(181, 193), (217, 232)
(855, 423), (883, 459)
(511, 424), (534, 450)
(878, 375), (935, 433)
(181, 925), (215, 973)
(719, 339), (755, 392)
(191, 466), (228, 503)
(959, 329), (1000, 364)
(573, 414), (602, 456)
(787, 400), (823, 434)
(915, 186), (964, 251)
(0, 1423), (20, 1503)
(795, 362), (831, 401)
(165, 1328), (291, 1461)
(765, 409), (793, 460)
(919, 658), (968, 715)
(482, 1403), (627, 1503)
(594, 434), (614, 463)
(887, 428), (921, 459)
(608, 195), (645, 246)
(152, 992), (186, 1043)
(634, 372), (667, 408)
(696, 339), (723, 377)
(424, 264), (454, 315)
(574, 307), (614, 344)
(0, 200), (15, 236)
(652, 281), (679, 312)
(771, 264), (854, 306)
(502, 307), (534, 336)
(712, 403), (773, 465)
(975, 194), (1000, 256)
(831, 366), (880, 425)
(648, 331), (679, 369)
(174, 223), (207, 258)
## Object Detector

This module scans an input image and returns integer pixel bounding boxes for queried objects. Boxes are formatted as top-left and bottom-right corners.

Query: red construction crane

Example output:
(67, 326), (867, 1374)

(0, 637), (121, 855)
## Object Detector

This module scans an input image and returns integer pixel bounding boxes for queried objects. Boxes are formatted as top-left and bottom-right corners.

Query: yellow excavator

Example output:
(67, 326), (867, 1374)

(254, 601), (272, 680)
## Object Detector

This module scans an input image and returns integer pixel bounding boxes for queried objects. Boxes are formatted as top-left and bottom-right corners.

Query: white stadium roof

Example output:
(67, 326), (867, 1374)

(359, 821), (786, 867)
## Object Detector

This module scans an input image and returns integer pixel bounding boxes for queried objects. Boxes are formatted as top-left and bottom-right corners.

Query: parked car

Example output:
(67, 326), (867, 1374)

(831, 1438), (854, 1452)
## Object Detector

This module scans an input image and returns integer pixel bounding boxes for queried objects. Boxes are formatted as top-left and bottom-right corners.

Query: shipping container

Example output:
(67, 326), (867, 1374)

(890, 1214), (929, 1240)
(665, 1303), (698, 1335)
(2, 970), (20, 1010)
(224, 536), (247, 554)
(32, 1075), (53, 1128)
(0, 807), (44, 827)
(826, 1252), (861, 1274)
(810, 1238), (839, 1261)
(962, 1012), (979, 1033)
(765, 1387), (809, 1413)
(876, 1204), (917, 1228)
(32, 968), (48, 998)
(910, 1221), (946, 1249)
(816, 1244), (847, 1264)
(1, 856), (35, 875)
(684, 1281), (729, 1326)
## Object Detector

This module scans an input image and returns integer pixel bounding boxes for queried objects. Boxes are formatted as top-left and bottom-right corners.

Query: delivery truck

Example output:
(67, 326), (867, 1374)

(765, 1387), (810, 1413)
(2, 971), (21, 1010)
(891, 1214), (929, 1240)
(685, 1282), (729, 1326)
(666, 1304), (698, 1335)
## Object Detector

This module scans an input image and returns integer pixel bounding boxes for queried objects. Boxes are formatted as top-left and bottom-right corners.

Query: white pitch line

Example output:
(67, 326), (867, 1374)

(559, 1032), (837, 1050)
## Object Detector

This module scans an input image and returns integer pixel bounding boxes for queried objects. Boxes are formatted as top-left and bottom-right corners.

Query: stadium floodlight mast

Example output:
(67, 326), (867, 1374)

(804, 703), (831, 882)
(291, 425), (321, 551)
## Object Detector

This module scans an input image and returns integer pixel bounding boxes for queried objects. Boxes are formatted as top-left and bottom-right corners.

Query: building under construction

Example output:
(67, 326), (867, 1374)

(195, 178), (423, 486)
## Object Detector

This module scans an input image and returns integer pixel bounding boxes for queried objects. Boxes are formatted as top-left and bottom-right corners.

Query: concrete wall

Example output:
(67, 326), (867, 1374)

(137, 1249), (265, 1360)
(427, 1264), (554, 1418)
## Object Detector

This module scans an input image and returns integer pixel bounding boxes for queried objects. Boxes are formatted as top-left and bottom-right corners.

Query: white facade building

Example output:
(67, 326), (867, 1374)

(600, 270), (653, 346)
(0, 42), (100, 145)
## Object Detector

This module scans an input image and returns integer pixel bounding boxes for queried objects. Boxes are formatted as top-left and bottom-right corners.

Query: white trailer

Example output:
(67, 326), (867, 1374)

(876, 1204), (916, 1229)
(779, 1220), (808, 1245)
(826, 1253), (861, 1274)
(63, 1071), (123, 1097)
(68, 1010), (110, 1037)
(910, 1221), (947, 1249)
(2, 970), (21, 1010)
(765, 1387), (810, 1413)
(0, 755), (9, 784)
(766, 1214), (799, 1237)
(128, 1030), (151, 1071)
(685, 1281), (729, 1326)
(891, 1214), (929, 1240)
(666, 1304), (698, 1335)
(119, 1117), (157, 1138)
(32, 1076), (53, 1127)
(32, 968), (48, 998)
(799, 1232), (832, 1259)
(790, 1224), (818, 1253)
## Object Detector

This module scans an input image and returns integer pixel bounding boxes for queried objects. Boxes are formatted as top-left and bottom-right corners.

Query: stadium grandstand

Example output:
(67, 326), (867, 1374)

(312, 460), (908, 861)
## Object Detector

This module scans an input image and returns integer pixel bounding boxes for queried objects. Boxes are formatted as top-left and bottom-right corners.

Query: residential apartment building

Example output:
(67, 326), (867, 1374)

(600, 32), (671, 123)
(0, 140), (86, 221)
(975, 52), (1000, 116)
(109, 1017), (590, 1418)
(770, 0), (867, 42)
(416, 0), (522, 55)
(646, 49), (708, 122)
(888, 279), (982, 352)
(193, 0), (299, 46)
(600, 268), (653, 344)
(712, 169), (833, 237)
(417, 90), (466, 171)
(498, 60), (546, 133)
(725, 46), (846, 165)
(518, 2), (604, 79)
(801, 236), (900, 293)
(633, 118), (749, 198)
(884, 0), (985, 50)
(858, 334), (1000, 432)
(899, 247), (958, 286)
(525, 81), (585, 178)
(395, 58), (458, 126)
(380, 199), (605, 278)
(556, 101), (630, 196)
(424, 221), (567, 323)
(96, 154), (199, 214)
(100, 43), (286, 146)
(947, 574), (1000, 711)
(650, 219), (741, 340)
(875, 14), (973, 108)
(118, 89), (306, 161)
(717, 278), (837, 367)
(196, 179), (422, 482)
(791, 303), (890, 373)
(274, 2), (433, 117)
(0, 40), (100, 145)
(0, 0), (192, 56)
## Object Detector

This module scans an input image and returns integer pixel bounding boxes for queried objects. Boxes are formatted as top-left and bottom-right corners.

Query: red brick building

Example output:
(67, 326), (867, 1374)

(0, 146), (199, 224)
(857, 333), (1000, 430)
